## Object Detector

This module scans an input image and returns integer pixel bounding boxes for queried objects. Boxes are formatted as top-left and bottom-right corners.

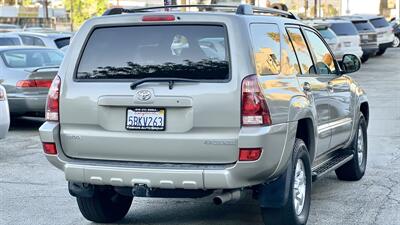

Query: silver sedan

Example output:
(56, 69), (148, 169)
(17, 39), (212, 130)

(0, 46), (63, 117)
(0, 84), (10, 139)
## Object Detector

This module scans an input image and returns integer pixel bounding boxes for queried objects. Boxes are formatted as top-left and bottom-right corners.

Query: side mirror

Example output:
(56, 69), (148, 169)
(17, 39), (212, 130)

(340, 54), (361, 74)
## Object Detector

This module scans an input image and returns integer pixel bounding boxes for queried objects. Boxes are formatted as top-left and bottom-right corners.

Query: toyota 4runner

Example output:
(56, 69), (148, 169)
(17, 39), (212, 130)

(39, 5), (369, 225)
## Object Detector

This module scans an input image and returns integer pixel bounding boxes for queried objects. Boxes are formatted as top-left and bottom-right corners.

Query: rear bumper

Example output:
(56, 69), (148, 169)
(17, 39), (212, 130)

(7, 93), (46, 115)
(0, 101), (10, 139)
(361, 46), (379, 56)
(39, 121), (296, 190)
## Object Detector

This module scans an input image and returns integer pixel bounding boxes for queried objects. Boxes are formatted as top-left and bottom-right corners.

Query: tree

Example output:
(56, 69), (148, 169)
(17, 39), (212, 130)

(64, 0), (108, 30)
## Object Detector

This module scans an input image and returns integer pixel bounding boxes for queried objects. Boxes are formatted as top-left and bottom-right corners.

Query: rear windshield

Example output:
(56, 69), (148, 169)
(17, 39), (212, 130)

(76, 25), (229, 80)
(54, 37), (70, 49)
(353, 21), (375, 31)
(330, 23), (359, 36)
(0, 37), (21, 46)
(370, 18), (390, 28)
(1, 49), (64, 68)
(317, 28), (337, 40)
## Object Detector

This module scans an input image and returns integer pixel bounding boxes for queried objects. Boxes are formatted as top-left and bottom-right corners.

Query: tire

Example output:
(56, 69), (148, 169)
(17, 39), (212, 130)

(375, 48), (386, 56)
(77, 186), (133, 223)
(335, 114), (367, 181)
(361, 54), (369, 63)
(393, 36), (400, 48)
(261, 139), (312, 225)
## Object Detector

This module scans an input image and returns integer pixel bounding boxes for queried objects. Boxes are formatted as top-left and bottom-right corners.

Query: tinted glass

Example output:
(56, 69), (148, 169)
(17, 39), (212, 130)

(54, 37), (70, 48)
(0, 37), (21, 46)
(304, 30), (337, 75)
(1, 49), (63, 68)
(370, 18), (390, 28)
(317, 28), (337, 40)
(330, 23), (358, 36)
(282, 33), (301, 75)
(286, 28), (316, 75)
(353, 21), (375, 31)
(76, 25), (229, 80)
(250, 24), (281, 75)
(20, 35), (45, 46)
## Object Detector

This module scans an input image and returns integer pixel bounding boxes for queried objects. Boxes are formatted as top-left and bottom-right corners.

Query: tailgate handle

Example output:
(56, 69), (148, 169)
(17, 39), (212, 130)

(98, 95), (192, 107)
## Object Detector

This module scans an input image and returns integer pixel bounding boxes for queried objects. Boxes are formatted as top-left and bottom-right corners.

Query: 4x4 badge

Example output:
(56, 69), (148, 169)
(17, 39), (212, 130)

(136, 90), (152, 101)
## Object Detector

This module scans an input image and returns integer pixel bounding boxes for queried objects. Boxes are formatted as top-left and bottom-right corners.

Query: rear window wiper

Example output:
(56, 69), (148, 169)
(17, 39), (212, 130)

(130, 77), (200, 90)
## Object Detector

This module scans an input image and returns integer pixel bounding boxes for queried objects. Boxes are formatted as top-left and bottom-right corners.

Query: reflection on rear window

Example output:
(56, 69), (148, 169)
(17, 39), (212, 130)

(0, 37), (21, 46)
(370, 18), (390, 28)
(76, 25), (229, 80)
(330, 23), (359, 36)
(1, 49), (64, 68)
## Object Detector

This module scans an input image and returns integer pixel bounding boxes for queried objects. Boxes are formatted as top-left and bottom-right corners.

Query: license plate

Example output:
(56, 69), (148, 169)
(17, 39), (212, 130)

(361, 35), (368, 40)
(126, 108), (165, 131)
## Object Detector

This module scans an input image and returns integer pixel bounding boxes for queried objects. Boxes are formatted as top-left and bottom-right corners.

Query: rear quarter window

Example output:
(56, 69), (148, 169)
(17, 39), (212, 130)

(250, 23), (281, 75)
(76, 25), (229, 81)
(54, 37), (70, 49)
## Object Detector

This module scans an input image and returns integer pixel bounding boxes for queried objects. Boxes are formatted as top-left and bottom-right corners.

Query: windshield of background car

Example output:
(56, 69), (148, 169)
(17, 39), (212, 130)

(76, 25), (229, 80)
(317, 28), (337, 41)
(353, 21), (375, 31)
(1, 49), (64, 68)
(370, 18), (390, 28)
(330, 23), (359, 36)
(0, 37), (21, 46)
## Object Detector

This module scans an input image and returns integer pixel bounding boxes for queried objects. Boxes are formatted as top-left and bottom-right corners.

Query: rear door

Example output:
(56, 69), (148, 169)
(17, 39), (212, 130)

(60, 24), (241, 164)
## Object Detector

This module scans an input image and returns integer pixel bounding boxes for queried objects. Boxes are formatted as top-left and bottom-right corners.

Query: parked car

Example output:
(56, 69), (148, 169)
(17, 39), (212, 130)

(390, 19), (400, 47)
(306, 19), (363, 61)
(333, 16), (379, 62)
(0, 46), (63, 117)
(0, 33), (22, 46)
(15, 32), (71, 49)
(356, 15), (395, 55)
(39, 5), (369, 225)
(0, 84), (10, 139)
(0, 24), (22, 33)
(310, 24), (340, 56)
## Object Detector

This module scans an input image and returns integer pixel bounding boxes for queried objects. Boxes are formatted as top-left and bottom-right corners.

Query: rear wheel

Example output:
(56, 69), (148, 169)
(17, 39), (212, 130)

(335, 114), (367, 181)
(261, 139), (311, 225)
(393, 36), (400, 48)
(361, 54), (369, 63)
(376, 47), (387, 56)
(77, 186), (133, 223)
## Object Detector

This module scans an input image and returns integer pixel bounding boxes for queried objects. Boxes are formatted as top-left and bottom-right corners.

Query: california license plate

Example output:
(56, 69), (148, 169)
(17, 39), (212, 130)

(126, 108), (165, 131)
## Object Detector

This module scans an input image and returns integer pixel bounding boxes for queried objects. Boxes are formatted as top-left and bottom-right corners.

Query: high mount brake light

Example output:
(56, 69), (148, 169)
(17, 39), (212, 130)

(142, 15), (175, 22)
(241, 75), (272, 126)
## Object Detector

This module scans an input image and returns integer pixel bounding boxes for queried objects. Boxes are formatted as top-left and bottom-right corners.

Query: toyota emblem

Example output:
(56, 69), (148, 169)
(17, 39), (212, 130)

(136, 90), (152, 101)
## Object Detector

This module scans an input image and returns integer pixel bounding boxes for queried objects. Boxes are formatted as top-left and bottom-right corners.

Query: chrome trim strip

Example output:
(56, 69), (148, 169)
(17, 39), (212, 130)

(317, 118), (352, 134)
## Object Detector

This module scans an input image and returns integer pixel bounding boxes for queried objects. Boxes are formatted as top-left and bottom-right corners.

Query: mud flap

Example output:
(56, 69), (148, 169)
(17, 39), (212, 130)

(68, 182), (95, 198)
(257, 159), (292, 208)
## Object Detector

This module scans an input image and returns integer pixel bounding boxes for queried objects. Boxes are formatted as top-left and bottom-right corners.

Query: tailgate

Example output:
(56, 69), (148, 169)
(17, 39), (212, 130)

(60, 23), (241, 164)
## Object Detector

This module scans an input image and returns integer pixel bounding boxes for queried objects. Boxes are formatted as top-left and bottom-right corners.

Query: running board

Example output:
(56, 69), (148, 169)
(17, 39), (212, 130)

(311, 151), (354, 182)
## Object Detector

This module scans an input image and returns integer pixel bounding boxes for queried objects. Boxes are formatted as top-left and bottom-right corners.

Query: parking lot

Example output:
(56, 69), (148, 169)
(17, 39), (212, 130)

(0, 48), (399, 225)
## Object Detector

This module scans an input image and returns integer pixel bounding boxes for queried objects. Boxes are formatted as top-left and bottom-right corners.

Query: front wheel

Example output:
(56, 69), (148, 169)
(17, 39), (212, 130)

(335, 114), (367, 181)
(261, 139), (312, 225)
(361, 54), (369, 63)
(77, 186), (133, 223)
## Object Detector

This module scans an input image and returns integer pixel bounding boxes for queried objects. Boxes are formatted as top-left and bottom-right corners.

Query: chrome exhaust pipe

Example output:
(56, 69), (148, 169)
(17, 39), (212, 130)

(213, 189), (242, 205)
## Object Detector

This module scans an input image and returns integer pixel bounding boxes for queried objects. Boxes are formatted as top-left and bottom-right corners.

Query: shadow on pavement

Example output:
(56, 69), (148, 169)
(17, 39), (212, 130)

(9, 117), (45, 131)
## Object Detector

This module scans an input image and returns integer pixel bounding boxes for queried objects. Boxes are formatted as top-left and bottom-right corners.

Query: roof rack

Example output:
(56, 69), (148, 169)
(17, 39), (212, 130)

(102, 4), (298, 20)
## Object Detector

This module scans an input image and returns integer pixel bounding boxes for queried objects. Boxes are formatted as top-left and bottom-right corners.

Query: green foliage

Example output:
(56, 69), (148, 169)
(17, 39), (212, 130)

(64, 0), (108, 30)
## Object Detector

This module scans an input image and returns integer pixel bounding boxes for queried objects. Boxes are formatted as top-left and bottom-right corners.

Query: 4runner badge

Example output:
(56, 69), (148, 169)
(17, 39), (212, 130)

(136, 90), (152, 101)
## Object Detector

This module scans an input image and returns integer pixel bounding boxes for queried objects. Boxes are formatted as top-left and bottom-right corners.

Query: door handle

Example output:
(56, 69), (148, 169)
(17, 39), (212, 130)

(303, 82), (311, 92)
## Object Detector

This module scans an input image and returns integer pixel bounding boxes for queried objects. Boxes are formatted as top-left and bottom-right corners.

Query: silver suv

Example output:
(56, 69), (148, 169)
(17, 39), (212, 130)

(39, 5), (369, 225)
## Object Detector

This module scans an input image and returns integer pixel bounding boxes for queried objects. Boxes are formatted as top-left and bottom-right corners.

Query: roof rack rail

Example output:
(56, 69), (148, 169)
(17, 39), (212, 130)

(102, 4), (298, 20)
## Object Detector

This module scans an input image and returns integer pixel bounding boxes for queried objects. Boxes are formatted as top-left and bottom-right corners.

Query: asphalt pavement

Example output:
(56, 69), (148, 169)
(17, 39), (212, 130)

(1, 49), (399, 225)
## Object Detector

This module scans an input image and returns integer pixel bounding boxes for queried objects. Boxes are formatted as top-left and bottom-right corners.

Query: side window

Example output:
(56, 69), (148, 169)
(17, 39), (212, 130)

(282, 33), (301, 75)
(20, 35), (45, 47)
(286, 28), (316, 75)
(304, 29), (337, 75)
(32, 37), (45, 46)
(250, 24), (281, 75)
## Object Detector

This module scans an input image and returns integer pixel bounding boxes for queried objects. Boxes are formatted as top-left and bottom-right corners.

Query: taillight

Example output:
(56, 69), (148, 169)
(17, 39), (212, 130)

(241, 75), (271, 126)
(45, 76), (61, 121)
(16, 79), (53, 88)
(142, 15), (175, 22)
(42, 143), (57, 155)
(239, 148), (262, 161)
